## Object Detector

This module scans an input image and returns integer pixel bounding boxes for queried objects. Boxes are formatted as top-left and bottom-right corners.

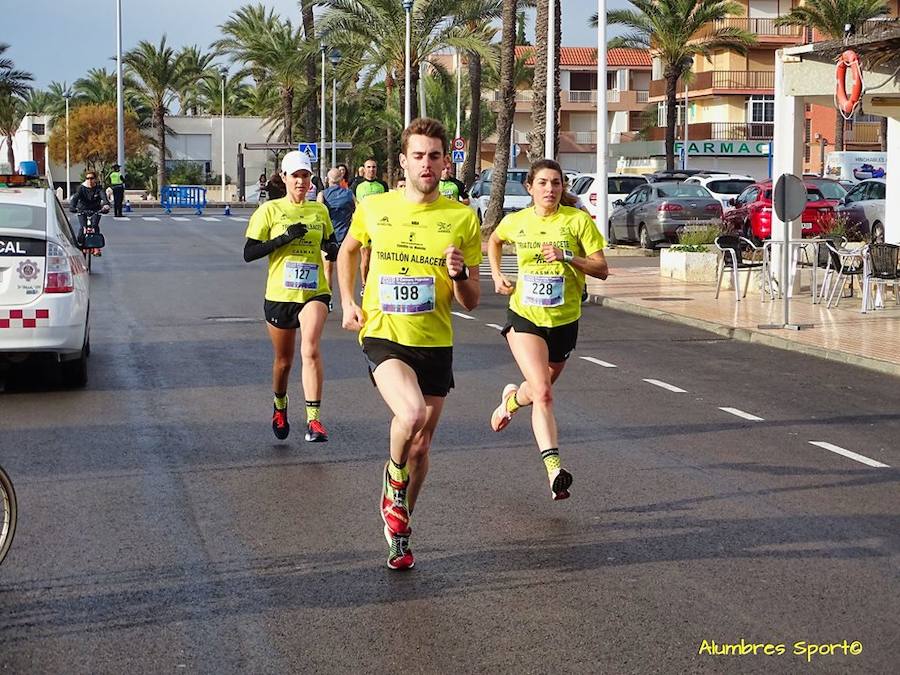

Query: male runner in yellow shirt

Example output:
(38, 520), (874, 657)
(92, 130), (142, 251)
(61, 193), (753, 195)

(337, 118), (481, 570)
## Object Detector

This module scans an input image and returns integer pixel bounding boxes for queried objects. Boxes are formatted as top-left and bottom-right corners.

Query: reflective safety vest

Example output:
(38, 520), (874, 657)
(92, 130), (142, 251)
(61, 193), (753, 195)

(108, 171), (124, 186)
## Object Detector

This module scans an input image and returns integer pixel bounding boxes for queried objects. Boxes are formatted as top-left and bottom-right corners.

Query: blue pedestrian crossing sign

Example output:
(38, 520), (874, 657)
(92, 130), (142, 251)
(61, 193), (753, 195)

(451, 149), (465, 163)
(298, 143), (319, 161)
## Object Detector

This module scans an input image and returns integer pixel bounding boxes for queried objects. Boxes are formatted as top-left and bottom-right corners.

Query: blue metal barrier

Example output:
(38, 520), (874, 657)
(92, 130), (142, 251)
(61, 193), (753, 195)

(160, 185), (207, 215)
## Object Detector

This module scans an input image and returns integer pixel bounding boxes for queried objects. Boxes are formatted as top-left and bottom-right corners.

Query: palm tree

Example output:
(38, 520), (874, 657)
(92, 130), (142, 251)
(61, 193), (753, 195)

(175, 46), (217, 115)
(483, 0), (519, 231)
(199, 70), (254, 116)
(775, 0), (892, 152)
(527, 0), (561, 162)
(0, 44), (32, 98)
(124, 36), (188, 194)
(319, 0), (496, 183)
(73, 68), (117, 104)
(215, 5), (308, 143)
(603, 0), (756, 171)
(0, 95), (24, 169)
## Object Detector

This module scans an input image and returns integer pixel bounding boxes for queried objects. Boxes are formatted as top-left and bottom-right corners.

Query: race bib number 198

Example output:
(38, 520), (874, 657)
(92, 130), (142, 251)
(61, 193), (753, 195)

(284, 261), (319, 290)
(379, 275), (435, 314)
(522, 273), (564, 307)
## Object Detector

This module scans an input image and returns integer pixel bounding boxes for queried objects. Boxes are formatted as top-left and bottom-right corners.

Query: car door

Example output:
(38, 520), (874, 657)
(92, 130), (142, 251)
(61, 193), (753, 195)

(729, 186), (756, 235)
(839, 182), (869, 230)
(626, 187), (650, 241)
(610, 188), (637, 240)
(862, 181), (886, 233)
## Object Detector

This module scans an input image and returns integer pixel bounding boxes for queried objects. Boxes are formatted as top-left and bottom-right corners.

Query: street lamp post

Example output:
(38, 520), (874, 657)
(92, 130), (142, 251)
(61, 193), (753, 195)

(115, 0), (125, 170)
(455, 49), (462, 175)
(329, 48), (341, 169)
(320, 44), (326, 178)
(597, 0), (608, 241)
(544, 0), (556, 159)
(220, 68), (227, 202)
(403, 0), (413, 127)
(682, 57), (693, 171)
(64, 92), (71, 199)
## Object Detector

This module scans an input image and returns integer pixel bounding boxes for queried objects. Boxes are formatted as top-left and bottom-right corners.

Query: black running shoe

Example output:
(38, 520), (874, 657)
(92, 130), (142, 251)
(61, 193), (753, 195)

(272, 406), (290, 440)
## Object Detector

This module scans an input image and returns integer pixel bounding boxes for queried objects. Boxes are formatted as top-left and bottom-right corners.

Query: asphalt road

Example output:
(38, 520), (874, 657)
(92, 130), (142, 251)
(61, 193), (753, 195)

(1, 213), (897, 673)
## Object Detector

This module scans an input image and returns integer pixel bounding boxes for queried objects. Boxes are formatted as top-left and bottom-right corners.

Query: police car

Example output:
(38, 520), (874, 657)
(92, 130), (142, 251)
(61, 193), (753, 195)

(0, 164), (98, 387)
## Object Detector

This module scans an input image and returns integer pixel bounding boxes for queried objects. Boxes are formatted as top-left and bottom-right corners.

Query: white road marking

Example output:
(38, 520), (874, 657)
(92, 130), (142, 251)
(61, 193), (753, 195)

(579, 356), (617, 368)
(201, 216), (221, 222)
(142, 217), (160, 221)
(229, 217), (246, 222)
(451, 311), (476, 320)
(172, 217), (190, 222)
(808, 441), (889, 468)
(719, 407), (764, 421)
(642, 379), (687, 393)
(113, 217), (130, 221)
(485, 323), (504, 331)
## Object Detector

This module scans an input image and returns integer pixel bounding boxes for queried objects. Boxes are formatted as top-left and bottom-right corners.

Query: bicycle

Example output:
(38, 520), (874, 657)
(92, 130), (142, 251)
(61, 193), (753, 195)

(75, 208), (107, 273)
(0, 463), (16, 565)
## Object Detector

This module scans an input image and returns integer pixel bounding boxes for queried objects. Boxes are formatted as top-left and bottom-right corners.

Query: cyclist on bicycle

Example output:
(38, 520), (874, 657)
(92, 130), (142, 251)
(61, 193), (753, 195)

(69, 171), (110, 256)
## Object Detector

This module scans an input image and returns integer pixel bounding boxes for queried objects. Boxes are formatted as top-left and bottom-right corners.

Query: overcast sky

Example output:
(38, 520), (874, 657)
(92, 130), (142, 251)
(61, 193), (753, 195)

(6, 0), (620, 90)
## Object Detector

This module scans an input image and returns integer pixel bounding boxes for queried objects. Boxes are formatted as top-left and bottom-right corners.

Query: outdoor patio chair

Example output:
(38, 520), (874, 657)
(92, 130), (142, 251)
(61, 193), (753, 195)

(794, 236), (845, 303)
(823, 241), (867, 308)
(865, 243), (900, 309)
(714, 235), (765, 301)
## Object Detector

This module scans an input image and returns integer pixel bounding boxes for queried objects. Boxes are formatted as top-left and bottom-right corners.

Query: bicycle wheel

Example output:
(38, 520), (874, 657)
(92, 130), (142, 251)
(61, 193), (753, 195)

(0, 465), (17, 565)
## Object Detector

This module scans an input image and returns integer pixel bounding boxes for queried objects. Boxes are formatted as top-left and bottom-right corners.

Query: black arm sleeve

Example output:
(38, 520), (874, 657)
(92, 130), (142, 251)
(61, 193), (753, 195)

(244, 237), (286, 262)
(321, 232), (340, 261)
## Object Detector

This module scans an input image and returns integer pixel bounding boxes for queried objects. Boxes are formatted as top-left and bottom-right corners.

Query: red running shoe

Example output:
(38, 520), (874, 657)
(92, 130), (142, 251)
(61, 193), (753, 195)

(384, 525), (414, 570)
(272, 406), (290, 440)
(380, 461), (410, 536)
(305, 419), (328, 442)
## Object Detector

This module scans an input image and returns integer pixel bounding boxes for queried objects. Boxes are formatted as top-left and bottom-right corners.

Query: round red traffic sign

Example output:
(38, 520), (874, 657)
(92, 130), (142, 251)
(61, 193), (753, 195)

(453, 137), (465, 151)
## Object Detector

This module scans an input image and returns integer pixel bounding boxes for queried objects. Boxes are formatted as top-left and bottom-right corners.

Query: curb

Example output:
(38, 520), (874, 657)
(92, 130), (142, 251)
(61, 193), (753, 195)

(586, 292), (900, 378)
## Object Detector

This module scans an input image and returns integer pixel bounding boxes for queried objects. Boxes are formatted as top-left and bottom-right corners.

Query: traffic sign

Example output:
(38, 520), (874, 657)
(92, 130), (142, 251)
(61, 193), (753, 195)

(773, 173), (806, 222)
(452, 137), (465, 151)
(451, 150), (465, 163)
(297, 142), (319, 161)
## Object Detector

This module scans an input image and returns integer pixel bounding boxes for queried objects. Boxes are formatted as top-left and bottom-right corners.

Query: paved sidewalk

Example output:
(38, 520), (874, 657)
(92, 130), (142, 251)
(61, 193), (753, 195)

(586, 264), (900, 377)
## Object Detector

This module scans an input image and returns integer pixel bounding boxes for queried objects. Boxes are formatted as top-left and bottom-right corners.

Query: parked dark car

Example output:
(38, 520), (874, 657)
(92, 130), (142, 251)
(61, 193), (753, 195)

(836, 178), (886, 242)
(608, 181), (723, 249)
(723, 180), (836, 242)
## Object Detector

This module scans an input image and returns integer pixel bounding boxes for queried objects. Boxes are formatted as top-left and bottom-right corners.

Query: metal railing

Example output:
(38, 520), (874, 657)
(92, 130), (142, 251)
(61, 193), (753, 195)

(649, 70), (775, 97)
(573, 131), (597, 144)
(710, 17), (804, 38)
(636, 90), (649, 103)
(845, 121), (882, 144)
(568, 90), (597, 103)
(645, 122), (773, 141)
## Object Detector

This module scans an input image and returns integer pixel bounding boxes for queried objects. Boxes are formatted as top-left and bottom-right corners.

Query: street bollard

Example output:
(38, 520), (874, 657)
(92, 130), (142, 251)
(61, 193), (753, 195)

(124, 200), (132, 213)
(224, 204), (231, 216)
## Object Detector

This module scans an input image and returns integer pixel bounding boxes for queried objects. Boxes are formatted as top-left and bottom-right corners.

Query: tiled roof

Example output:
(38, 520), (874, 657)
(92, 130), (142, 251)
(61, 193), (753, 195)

(514, 47), (651, 68)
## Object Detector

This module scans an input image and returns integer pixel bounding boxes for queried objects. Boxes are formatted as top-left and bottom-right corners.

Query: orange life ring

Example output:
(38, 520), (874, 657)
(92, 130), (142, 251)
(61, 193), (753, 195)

(835, 49), (863, 117)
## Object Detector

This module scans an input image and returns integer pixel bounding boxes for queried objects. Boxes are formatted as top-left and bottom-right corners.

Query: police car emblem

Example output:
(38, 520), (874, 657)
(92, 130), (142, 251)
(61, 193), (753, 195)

(17, 259), (39, 281)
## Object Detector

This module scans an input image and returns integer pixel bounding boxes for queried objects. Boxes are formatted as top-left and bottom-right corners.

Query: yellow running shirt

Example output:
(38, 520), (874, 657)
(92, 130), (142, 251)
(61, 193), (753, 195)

(349, 191), (482, 347)
(494, 205), (605, 327)
(245, 197), (334, 303)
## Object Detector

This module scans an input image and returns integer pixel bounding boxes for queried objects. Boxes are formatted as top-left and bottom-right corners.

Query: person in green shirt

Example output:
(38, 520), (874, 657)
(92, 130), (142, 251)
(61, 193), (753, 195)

(438, 162), (469, 205)
(107, 164), (126, 217)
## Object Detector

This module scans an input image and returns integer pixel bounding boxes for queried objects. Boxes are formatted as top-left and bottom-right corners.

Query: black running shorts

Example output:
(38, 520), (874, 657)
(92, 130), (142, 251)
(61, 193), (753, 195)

(264, 296), (331, 329)
(501, 309), (579, 363)
(362, 337), (454, 397)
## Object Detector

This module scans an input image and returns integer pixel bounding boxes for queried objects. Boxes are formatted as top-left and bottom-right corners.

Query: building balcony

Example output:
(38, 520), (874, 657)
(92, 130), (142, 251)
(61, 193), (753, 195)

(845, 121), (883, 145)
(702, 17), (805, 44)
(649, 70), (775, 101)
(645, 122), (774, 141)
(484, 88), (651, 113)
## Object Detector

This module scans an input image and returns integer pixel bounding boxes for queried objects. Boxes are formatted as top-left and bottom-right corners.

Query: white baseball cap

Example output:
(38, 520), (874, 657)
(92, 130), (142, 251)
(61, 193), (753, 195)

(281, 150), (312, 175)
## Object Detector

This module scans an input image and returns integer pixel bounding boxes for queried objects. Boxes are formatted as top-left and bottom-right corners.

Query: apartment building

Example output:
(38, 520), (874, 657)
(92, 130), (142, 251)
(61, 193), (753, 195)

(479, 47), (652, 173)
(644, 1), (900, 176)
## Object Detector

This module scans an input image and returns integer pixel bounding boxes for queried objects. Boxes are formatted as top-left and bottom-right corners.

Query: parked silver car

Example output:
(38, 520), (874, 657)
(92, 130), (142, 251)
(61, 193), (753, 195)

(608, 181), (723, 249)
(836, 178), (886, 242)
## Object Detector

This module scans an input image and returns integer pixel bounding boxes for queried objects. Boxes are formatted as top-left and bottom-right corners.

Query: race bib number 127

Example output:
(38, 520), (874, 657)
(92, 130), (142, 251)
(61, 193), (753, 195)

(284, 261), (319, 290)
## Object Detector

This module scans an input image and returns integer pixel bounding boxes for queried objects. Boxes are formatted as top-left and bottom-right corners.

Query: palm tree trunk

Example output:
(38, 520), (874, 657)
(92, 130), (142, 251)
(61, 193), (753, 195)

(155, 108), (166, 195)
(552, 0), (561, 157)
(385, 75), (395, 184)
(665, 72), (678, 172)
(282, 88), (294, 143)
(527, 0), (548, 162)
(5, 137), (14, 170)
(410, 60), (420, 121)
(484, 0), (518, 233)
(462, 50), (482, 187)
(301, 1), (317, 142)
(834, 114), (844, 153)
(880, 116), (887, 152)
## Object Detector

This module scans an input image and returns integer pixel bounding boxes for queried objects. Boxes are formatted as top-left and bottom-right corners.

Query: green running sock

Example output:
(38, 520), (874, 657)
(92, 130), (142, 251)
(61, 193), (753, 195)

(306, 400), (321, 423)
(541, 448), (561, 476)
(274, 393), (288, 411)
(506, 391), (522, 414)
(388, 458), (409, 485)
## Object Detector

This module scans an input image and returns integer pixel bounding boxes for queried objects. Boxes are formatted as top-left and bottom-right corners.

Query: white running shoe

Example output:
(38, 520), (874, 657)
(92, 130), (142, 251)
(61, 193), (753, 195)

(490, 383), (519, 432)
